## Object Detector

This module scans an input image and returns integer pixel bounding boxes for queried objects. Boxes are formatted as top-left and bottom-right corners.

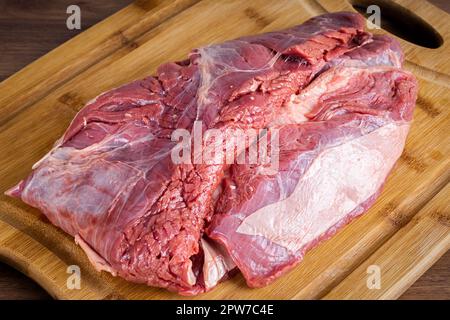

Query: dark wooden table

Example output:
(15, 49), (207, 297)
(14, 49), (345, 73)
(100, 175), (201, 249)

(0, 0), (448, 300)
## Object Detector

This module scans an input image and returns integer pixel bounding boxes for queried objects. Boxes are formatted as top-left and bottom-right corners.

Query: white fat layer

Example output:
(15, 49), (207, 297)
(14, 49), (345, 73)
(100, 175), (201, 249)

(236, 123), (410, 252)
(75, 234), (116, 276)
(186, 263), (197, 286)
(201, 238), (236, 289)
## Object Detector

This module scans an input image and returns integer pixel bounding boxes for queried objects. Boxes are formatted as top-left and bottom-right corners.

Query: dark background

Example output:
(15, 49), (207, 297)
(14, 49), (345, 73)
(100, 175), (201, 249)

(0, 0), (448, 300)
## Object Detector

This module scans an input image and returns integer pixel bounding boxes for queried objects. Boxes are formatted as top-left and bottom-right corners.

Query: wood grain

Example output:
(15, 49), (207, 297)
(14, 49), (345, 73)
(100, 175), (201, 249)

(324, 184), (450, 299)
(0, 263), (51, 300)
(0, 0), (133, 81)
(0, 0), (448, 299)
(401, 251), (450, 300)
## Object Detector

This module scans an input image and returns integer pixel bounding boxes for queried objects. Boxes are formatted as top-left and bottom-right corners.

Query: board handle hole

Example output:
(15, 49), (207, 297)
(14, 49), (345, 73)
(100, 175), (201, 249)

(350, 0), (443, 49)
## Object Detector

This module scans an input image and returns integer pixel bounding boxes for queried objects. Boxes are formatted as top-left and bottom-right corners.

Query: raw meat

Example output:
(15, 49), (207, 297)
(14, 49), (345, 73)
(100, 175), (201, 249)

(6, 12), (417, 294)
(208, 66), (416, 287)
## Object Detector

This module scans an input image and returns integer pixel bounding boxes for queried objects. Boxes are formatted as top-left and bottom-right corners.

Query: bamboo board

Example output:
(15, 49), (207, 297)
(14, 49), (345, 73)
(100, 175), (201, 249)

(0, 0), (448, 299)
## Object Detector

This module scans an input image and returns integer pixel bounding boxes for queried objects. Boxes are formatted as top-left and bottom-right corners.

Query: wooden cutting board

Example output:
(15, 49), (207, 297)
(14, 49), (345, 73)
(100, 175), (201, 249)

(0, 0), (448, 300)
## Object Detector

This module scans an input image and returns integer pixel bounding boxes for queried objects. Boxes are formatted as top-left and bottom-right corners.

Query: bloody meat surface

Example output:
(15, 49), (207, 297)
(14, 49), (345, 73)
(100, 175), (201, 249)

(7, 12), (417, 295)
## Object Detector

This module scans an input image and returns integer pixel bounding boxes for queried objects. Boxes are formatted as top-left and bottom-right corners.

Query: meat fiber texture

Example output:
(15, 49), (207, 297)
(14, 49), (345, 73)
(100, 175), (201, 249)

(6, 12), (417, 295)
